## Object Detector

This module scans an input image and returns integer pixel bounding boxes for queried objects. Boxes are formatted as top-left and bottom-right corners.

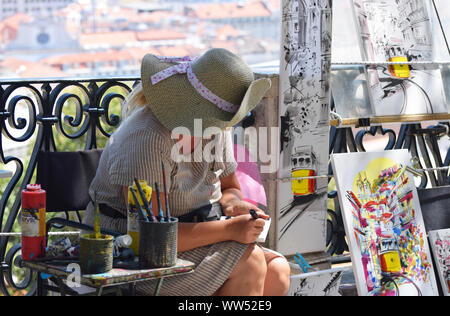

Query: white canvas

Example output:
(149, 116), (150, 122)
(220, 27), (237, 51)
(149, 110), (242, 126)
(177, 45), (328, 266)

(278, 0), (333, 255)
(428, 229), (450, 296)
(287, 267), (344, 296)
(331, 150), (439, 296)
(351, 0), (447, 116)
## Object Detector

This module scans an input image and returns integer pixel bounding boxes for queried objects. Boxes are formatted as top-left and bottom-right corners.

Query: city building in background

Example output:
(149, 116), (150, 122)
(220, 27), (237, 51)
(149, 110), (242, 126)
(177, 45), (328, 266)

(0, 0), (75, 20)
(0, 0), (448, 79)
(0, 0), (281, 78)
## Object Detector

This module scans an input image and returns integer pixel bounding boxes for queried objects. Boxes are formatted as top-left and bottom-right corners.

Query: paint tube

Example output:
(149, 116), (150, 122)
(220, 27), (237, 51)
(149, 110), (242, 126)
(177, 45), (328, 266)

(65, 246), (79, 258)
(114, 234), (132, 249)
(46, 237), (72, 258)
(113, 234), (133, 258)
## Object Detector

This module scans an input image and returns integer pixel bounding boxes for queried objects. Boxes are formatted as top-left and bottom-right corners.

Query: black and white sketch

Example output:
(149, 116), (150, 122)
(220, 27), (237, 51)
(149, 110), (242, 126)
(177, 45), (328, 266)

(428, 229), (450, 296)
(351, 0), (447, 116)
(287, 267), (344, 296)
(278, 0), (333, 255)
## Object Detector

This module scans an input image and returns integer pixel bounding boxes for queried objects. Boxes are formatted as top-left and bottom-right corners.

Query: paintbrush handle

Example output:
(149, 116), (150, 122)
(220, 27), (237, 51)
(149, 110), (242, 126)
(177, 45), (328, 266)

(93, 201), (101, 239)
(134, 178), (154, 221)
(154, 182), (165, 222)
(130, 188), (149, 222)
(161, 162), (172, 221)
(93, 192), (101, 239)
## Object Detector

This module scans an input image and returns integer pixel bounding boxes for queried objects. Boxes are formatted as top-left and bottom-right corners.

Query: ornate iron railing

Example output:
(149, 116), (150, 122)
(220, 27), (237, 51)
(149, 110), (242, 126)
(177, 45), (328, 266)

(0, 74), (449, 295)
(0, 77), (139, 295)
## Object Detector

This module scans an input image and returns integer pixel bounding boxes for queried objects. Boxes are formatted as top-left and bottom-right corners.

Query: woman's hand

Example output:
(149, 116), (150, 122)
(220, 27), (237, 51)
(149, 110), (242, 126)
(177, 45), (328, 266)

(223, 200), (269, 219)
(227, 214), (267, 244)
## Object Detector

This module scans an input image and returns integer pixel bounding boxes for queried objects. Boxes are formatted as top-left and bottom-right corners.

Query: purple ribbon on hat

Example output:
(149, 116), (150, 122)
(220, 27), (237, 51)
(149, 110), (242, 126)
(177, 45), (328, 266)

(151, 56), (240, 114)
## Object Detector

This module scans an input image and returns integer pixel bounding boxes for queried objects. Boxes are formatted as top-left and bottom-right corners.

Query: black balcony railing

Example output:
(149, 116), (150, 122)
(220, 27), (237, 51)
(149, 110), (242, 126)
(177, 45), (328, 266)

(0, 77), (138, 295)
(0, 75), (449, 295)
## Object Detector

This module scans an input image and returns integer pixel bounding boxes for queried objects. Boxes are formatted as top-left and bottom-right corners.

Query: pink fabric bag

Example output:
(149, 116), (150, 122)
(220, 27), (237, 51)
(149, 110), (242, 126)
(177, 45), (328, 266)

(233, 144), (267, 207)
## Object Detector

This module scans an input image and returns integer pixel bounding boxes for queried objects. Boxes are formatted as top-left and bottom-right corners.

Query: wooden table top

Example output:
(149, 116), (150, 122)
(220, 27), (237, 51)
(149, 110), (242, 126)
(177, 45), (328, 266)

(23, 257), (195, 288)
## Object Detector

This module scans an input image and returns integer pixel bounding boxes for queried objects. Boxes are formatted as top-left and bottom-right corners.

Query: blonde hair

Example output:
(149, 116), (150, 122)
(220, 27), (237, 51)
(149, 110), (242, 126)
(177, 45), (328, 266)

(121, 83), (148, 120)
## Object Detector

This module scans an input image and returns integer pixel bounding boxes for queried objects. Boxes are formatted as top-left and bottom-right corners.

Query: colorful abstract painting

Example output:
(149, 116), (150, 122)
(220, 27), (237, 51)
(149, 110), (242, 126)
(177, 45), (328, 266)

(351, 0), (447, 116)
(332, 150), (439, 296)
(428, 229), (450, 296)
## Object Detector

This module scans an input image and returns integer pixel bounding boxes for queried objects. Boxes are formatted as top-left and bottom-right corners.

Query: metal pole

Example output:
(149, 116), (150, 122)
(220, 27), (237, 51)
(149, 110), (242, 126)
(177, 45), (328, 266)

(432, 0), (450, 56)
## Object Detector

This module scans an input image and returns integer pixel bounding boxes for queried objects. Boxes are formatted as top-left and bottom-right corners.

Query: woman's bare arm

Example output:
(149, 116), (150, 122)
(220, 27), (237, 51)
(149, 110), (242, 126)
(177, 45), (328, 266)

(219, 173), (268, 218)
(178, 215), (265, 252)
(219, 172), (243, 210)
(177, 221), (231, 252)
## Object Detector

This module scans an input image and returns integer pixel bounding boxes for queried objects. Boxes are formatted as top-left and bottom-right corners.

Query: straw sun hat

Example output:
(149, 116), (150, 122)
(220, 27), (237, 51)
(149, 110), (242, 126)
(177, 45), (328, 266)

(141, 48), (271, 134)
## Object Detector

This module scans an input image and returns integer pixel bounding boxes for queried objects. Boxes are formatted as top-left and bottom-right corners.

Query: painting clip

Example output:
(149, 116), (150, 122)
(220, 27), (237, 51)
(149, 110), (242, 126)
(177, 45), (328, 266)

(294, 252), (313, 274)
(405, 166), (423, 178)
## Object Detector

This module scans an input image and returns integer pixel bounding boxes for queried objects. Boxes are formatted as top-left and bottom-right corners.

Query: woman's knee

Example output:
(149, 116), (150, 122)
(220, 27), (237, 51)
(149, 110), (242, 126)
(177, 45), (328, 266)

(216, 245), (267, 296)
(265, 257), (291, 296)
(233, 244), (267, 280)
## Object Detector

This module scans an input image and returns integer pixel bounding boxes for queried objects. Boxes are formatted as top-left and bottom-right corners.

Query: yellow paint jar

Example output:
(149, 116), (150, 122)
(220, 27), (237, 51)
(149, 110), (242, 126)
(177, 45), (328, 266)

(127, 181), (152, 255)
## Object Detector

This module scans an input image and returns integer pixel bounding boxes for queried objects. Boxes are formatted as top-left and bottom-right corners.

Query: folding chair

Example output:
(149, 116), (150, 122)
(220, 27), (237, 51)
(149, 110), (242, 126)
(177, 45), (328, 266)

(36, 149), (119, 238)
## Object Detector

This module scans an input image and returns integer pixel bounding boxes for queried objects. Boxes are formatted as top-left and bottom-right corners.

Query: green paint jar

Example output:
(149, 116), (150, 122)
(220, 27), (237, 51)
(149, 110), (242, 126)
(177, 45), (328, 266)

(79, 234), (114, 275)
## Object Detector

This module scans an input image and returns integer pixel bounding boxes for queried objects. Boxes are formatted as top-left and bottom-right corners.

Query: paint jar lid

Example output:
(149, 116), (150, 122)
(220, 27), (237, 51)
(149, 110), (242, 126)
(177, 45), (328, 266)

(26, 184), (42, 191)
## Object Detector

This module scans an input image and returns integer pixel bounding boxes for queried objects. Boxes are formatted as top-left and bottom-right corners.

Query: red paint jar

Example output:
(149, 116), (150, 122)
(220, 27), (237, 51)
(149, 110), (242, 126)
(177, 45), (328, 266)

(21, 184), (46, 261)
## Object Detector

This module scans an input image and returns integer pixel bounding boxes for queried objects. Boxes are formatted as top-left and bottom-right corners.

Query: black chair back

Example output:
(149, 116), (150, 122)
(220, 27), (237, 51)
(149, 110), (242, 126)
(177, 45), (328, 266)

(36, 149), (103, 213)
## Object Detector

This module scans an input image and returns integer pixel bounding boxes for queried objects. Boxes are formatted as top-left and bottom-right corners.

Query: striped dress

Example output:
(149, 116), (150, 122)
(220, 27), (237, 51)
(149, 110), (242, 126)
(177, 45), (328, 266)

(83, 106), (249, 296)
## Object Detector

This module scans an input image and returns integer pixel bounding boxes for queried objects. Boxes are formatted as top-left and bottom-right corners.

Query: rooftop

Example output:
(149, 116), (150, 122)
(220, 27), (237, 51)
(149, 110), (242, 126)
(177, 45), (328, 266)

(193, 2), (271, 20)
(0, 57), (67, 78)
(79, 31), (138, 48)
(136, 29), (187, 42)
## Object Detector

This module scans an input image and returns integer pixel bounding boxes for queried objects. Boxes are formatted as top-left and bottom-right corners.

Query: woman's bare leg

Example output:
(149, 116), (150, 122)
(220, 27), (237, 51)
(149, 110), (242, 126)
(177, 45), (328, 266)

(215, 244), (267, 296)
(263, 252), (291, 296)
